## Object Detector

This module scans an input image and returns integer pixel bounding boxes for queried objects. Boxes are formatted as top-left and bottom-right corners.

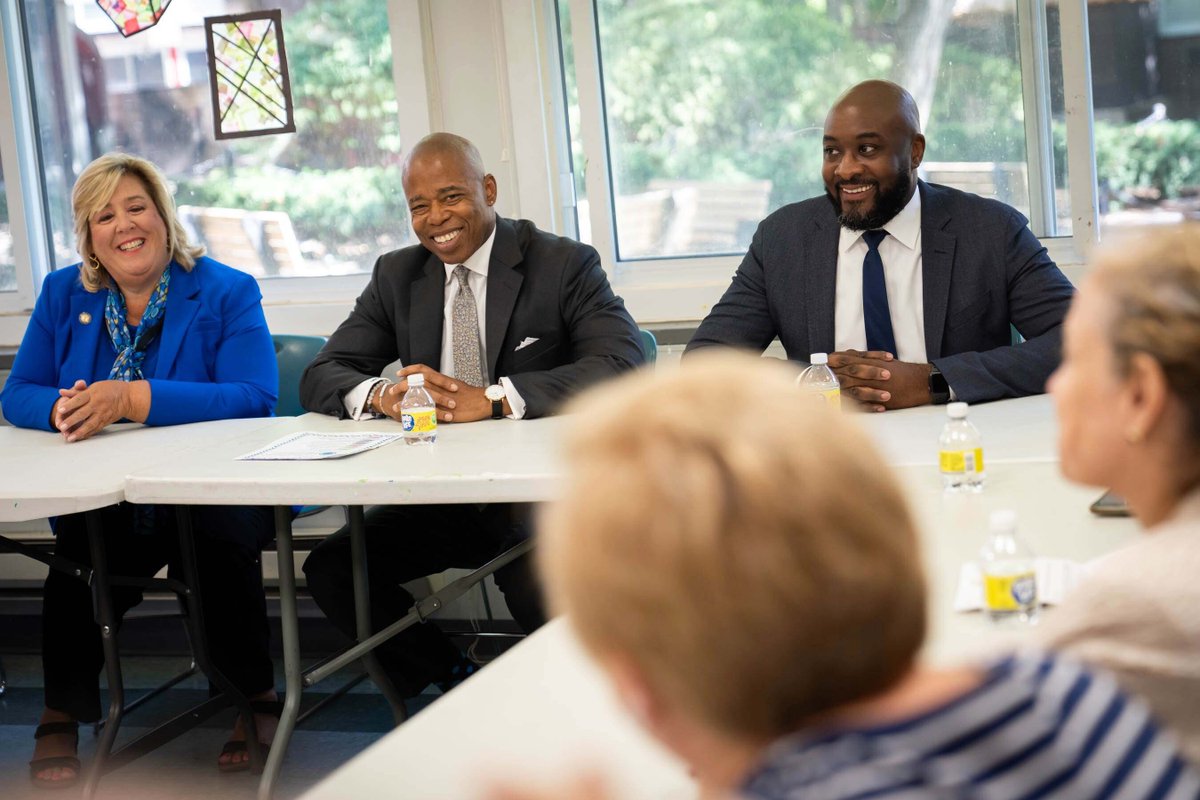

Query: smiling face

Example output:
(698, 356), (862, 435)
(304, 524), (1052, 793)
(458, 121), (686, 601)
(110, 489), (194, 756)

(403, 147), (498, 265)
(88, 173), (171, 293)
(822, 90), (925, 230)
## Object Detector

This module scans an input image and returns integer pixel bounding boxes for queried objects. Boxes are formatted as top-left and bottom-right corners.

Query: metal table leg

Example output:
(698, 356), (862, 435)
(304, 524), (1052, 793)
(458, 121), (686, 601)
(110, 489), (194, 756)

(82, 509), (121, 800)
(348, 505), (408, 723)
(259, 506), (301, 800)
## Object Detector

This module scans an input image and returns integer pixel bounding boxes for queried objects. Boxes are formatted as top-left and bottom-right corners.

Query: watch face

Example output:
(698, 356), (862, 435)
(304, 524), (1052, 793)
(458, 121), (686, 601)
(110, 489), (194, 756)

(485, 385), (505, 401)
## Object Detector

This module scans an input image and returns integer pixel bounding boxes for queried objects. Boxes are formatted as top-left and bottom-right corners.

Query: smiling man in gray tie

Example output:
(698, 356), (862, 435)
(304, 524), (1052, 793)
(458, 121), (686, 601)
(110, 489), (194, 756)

(299, 132), (643, 701)
(686, 80), (1075, 410)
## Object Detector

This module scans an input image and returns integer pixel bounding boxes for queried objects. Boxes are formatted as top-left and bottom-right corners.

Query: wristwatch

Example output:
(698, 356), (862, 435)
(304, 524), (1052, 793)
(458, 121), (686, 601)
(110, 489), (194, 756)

(484, 384), (506, 419)
(928, 365), (951, 405)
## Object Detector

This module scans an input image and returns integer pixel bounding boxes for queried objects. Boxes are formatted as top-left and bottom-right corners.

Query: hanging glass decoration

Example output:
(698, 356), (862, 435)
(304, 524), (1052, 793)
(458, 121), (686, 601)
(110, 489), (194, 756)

(95, 0), (174, 38)
(204, 10), (296, 140)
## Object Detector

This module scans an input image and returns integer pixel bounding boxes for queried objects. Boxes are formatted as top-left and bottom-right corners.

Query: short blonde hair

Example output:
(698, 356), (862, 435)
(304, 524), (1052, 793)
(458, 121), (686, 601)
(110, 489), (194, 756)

(1091, 224), (1200, 447)
(539, 353), (926, 741)
(72, 152), (204, 292)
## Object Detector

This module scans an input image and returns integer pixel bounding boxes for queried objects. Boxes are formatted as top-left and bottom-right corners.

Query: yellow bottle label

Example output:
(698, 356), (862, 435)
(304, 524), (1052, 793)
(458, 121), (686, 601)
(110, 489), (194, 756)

(402, 408), (437, 434)
(821, 388), (841, 410)
(939, 448), (984, 474)
(983, 571), (1037, 610)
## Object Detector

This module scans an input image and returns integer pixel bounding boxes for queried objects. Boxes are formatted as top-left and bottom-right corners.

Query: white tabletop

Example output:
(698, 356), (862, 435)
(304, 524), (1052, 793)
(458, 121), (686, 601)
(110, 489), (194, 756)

(0, 417), (277, 522)
(299, 396), (1140, 800)
(123, 414), (567, 507)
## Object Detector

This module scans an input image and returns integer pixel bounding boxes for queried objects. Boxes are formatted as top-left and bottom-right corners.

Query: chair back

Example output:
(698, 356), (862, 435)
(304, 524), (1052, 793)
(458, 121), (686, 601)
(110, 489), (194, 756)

(639, 328), (658, 364)
(273, 334), (327, 416)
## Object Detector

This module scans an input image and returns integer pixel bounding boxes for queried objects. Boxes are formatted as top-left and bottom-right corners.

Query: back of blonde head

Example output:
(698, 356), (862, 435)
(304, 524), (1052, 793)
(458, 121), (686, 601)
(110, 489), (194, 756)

(72, 152), (204, 292)
(539, 353), (926, 741)
(1092, 224), (1200, 445)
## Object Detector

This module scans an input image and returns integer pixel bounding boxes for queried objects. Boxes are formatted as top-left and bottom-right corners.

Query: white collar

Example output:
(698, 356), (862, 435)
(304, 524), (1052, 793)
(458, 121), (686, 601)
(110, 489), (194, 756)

(838, 184), (922, 254)
(442, 224), (498, 283)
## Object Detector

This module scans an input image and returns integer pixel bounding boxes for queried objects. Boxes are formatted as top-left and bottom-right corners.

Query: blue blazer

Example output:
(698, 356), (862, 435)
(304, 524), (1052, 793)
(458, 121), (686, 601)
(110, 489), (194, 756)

(686, 181), (1077, 402)
(1, 256), (277, 431)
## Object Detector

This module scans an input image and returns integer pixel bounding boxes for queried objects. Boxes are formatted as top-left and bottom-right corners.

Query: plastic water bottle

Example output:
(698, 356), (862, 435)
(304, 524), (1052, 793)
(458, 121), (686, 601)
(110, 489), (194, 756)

(939, 402), (984, 491)
(980, 509), (1038, 624)
(400, 374), (437, 445)
(796, 353), (841, 410)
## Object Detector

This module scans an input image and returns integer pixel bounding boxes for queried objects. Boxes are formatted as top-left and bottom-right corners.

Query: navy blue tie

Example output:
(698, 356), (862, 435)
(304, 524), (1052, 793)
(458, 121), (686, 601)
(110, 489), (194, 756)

(862, 229), (896, 355)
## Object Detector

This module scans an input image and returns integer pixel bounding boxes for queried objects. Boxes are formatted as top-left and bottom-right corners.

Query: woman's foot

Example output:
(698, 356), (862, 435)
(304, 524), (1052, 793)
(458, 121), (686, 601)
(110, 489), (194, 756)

(218, 690), (281, 772)
(29, 708), (80, 789)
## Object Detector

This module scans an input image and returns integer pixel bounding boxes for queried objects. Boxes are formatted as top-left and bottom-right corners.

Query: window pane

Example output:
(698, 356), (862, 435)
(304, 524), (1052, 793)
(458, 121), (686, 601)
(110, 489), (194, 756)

(1090, 0), (1200, 234)
(25, 0), (409, 279)
(0, 155), (13, 292)
(562, 0), (1061, 261)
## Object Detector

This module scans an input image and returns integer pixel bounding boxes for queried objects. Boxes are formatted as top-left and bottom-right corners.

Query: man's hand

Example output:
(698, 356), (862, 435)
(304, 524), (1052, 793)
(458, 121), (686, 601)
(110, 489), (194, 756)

(53, 379), (150, 442)
(389, 365), (506, 423)
(827, 350), (932, 411)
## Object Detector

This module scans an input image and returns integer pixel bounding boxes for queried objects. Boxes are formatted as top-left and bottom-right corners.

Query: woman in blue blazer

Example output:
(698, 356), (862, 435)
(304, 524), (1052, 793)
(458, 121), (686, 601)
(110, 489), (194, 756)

(0, 153), (280, 787)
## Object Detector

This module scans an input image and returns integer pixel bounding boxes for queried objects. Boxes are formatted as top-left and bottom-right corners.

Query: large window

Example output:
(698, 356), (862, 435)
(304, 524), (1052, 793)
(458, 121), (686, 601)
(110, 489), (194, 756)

(0, 156), (11, 292)
(24, 0), (410, 281)
(1087, 0), (1200, 233)
(557, 0), (1107, 321)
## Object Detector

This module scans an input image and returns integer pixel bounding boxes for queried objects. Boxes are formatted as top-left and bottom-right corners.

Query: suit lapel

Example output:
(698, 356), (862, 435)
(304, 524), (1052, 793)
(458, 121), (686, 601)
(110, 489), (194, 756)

(485, 219), (523, 381)
(409, 253), (445, 367)
(919, 182), (957, 359)
(806, 208), (840, 354)
(154, 262), (200, 377)
(67, 286), (107, 380)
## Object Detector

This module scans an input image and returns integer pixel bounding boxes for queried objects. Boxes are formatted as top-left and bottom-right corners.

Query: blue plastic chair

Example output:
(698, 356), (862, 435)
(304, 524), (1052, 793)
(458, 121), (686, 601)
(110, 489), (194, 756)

(273, 334), (328, 417)
(639, 328), (658, 364)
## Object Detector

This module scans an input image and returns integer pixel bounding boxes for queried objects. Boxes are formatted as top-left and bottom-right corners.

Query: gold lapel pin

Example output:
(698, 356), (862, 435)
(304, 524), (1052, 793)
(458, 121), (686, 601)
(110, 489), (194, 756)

(78, 312), (92, 325)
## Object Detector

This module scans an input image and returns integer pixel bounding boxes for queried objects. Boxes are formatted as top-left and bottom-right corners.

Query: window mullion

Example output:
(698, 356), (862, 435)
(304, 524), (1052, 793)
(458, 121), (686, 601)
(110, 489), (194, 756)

(1058, 0), (1100, 255)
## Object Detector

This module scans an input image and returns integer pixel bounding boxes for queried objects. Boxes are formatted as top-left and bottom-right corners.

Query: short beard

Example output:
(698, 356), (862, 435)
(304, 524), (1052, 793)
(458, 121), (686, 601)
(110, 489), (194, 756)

(826, 169), (914, 231)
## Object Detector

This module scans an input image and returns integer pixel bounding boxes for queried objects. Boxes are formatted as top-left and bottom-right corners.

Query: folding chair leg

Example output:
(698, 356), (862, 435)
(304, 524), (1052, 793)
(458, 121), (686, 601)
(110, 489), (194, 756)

(82, 509), (123, 800)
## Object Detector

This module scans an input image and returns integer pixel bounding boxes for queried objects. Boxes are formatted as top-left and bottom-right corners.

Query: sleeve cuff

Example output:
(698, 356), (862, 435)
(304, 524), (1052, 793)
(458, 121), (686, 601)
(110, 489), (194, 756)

(346, 378), (385, 420)
(499, 376), (526, 420)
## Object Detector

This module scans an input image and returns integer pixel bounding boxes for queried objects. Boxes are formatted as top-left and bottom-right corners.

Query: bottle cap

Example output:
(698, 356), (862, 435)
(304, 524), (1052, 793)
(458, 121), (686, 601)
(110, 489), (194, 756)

(946, 401), (968, 419)
(408, 374), (425, 387)
(989, 509), (1017, 532)
(810, 353), (828, 365)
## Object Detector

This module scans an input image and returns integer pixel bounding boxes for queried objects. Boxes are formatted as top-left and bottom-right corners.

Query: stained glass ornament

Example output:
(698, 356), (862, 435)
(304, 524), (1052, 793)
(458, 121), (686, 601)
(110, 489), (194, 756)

(204, 10), (296, 140)
(95, 0), (173, 38)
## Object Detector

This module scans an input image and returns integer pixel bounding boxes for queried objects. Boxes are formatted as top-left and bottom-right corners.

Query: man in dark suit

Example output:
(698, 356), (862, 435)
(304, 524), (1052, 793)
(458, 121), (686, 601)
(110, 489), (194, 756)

(300, 133), (643, 699)
(687, 80), (1075, 409)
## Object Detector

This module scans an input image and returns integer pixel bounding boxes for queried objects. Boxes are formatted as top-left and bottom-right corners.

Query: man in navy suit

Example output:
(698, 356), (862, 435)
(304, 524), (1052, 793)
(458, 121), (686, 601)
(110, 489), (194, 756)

(687, 80), (1075, 410)
(300, 133), (643, 700)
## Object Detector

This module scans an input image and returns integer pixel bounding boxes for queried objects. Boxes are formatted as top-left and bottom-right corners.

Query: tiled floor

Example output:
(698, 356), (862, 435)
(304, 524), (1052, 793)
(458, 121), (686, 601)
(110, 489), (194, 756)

(0, 653), (446, 799)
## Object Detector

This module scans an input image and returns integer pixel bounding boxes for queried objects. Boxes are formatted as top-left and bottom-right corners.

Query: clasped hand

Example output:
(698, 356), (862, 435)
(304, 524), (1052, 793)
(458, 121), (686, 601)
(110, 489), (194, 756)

(377, 365), (498, 424)
(53, 379), (142, 442)
(826, 350), (932, 412)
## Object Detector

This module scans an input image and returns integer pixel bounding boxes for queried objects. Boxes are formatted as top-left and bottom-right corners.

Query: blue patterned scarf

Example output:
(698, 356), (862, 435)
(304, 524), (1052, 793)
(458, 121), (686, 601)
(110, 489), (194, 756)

(106, 265), (172, 381)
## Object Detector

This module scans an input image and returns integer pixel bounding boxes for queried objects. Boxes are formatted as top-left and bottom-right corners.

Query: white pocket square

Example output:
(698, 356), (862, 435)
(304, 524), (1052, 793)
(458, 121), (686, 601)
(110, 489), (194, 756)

(515, 337), (539, 351)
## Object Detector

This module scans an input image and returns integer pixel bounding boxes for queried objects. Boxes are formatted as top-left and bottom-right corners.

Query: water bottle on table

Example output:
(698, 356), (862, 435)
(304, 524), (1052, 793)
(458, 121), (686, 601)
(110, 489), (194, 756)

(401, 374), (437, 445)
(796, 353), (841, 409)
(939, 402), (984, 491)
(980, 509), (1038, 624)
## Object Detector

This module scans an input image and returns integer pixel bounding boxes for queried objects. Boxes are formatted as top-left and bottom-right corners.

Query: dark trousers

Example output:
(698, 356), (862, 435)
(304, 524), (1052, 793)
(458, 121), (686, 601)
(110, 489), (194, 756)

(302, 503), (545, 698)
(43, 503), (276, 722)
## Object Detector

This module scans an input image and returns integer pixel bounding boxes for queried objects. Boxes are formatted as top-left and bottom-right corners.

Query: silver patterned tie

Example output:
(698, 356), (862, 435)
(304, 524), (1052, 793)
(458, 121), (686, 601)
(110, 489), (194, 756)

(451, 265), (485, 386)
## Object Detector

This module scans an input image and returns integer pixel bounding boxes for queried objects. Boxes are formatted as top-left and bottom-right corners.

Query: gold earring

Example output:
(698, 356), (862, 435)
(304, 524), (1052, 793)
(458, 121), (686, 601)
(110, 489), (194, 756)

(87, 253), (101, 272)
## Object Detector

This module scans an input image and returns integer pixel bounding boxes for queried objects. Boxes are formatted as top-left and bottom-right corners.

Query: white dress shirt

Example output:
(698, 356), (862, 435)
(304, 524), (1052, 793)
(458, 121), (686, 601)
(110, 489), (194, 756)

(343, 226), (527, 419)
(834, 188), (926, 364)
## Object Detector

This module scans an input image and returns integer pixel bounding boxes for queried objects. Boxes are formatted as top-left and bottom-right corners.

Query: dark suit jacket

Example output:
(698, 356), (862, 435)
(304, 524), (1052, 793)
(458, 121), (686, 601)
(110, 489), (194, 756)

(686, 181), (1076, 402)
(301, 217), (643, 418)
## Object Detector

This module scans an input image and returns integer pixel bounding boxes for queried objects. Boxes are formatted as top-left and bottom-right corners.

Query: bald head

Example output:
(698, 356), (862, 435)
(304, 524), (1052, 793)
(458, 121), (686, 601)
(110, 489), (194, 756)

(403, 132), (488, 184)
(829, 81), (922, 137)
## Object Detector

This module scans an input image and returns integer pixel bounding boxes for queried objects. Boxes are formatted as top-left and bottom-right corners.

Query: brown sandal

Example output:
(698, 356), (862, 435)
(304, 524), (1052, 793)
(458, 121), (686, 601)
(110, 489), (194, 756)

(218, 699), (282, 774)
(29, 721), (81, 790)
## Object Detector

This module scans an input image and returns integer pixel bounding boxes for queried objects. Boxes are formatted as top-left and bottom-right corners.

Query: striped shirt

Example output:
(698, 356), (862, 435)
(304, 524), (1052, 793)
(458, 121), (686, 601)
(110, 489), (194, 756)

(741, 653), (1200, 800)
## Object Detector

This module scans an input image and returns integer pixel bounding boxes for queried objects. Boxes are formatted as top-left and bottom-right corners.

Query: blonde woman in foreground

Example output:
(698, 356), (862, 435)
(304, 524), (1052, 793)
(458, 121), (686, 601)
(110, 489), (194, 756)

(495, 354), (1196, 800)
(1038, 224), (1200, 762)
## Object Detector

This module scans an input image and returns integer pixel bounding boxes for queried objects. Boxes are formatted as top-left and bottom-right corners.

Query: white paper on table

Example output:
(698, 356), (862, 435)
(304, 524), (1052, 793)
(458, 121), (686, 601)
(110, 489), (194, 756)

(954, 558), (1089, 612)
(237, 431), (405, 461)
